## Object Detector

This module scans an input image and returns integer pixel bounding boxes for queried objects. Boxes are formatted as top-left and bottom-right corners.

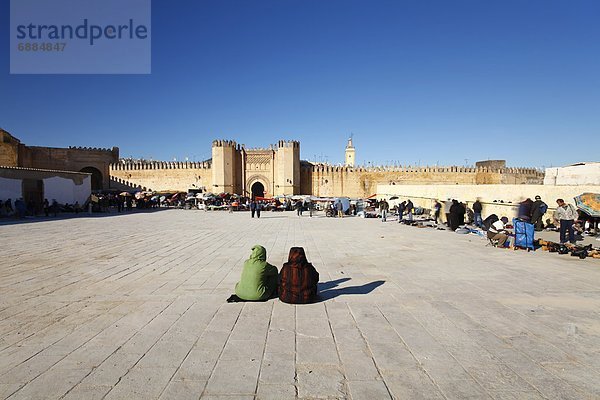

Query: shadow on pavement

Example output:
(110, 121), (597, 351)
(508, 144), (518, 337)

(318, 278), (351, 291)
(317, 279), (385, 301)
(0, 208), (171, 226)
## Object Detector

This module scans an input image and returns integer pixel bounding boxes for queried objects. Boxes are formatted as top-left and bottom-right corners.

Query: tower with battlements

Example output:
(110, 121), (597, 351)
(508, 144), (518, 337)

(275, 140), (300, 196)
(211, 140), (241, 194)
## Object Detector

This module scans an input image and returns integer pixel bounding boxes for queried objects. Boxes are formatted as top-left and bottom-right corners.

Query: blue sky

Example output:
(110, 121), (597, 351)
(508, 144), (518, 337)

(1, 0), (599, 168)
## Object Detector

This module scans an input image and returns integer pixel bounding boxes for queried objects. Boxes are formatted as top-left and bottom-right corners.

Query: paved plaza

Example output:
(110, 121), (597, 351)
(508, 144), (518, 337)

(1, 210), (599, 400)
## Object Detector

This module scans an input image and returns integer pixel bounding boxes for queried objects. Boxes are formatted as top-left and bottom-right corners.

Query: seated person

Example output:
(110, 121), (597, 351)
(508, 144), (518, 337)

(279, 247), (319, 304)
(487, 216), (510, 248)
(234, 245), (278, 301)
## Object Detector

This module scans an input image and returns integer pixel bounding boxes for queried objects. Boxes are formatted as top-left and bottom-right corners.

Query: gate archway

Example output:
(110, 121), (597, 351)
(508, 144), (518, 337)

(80, 166), (103, 191)
(251, 181), (265, 199)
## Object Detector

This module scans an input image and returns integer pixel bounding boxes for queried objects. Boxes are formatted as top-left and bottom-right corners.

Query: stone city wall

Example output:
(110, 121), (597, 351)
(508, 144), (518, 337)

(302, 164), (543, 198)
(0, 141), (19, 166)
(110, 161), (212, 192)
(110, 159), (543, 197)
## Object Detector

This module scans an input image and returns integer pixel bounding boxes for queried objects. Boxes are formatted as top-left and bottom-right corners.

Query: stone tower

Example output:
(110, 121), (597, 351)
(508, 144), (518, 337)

(211, 140), (238, 193)
(275, 140), (300, 195)
(344, 135), (356, 167)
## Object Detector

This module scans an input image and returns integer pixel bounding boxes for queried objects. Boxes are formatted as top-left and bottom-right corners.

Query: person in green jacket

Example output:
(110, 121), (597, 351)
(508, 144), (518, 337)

(234, 245), (278, 301)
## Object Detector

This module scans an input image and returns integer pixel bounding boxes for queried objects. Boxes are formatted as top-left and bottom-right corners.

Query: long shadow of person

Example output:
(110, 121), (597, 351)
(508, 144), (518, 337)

(317, 279), (385, 301)
(317, 277), (351, 291)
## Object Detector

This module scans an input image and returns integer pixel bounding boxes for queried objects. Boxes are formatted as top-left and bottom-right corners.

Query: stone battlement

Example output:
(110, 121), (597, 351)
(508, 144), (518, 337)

(67, 146), (119, 153)
(212, 140), (240, 150)
(277, 140), (299, 148)
(110, 160), (212, 171)
(303, 163), (543, 175)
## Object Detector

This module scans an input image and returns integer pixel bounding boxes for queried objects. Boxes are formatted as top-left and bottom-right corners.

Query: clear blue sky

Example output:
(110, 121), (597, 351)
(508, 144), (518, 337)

(1, 0), (599, 168)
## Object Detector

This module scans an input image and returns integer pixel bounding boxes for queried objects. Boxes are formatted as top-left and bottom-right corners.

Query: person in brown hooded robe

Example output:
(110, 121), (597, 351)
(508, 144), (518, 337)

(279, 247), (319, 304)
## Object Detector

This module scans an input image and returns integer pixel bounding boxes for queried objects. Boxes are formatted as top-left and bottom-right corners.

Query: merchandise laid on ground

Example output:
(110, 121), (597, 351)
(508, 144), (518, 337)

(1, 210), (599, 399)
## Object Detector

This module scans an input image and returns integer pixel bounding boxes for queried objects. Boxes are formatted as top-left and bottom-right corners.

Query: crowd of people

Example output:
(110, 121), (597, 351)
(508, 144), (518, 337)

(0, 198), (83, 219)
(375, 195), (599, 247)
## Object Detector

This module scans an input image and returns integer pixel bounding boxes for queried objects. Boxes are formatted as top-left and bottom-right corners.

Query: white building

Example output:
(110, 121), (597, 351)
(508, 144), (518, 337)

(0, 166), (91, 209)
(544, 162), (600, 186)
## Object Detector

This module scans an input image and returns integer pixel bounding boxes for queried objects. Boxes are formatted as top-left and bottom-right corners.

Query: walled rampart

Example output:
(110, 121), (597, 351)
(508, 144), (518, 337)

(301, 164), (543, 198)
(109, 161), (212, 192)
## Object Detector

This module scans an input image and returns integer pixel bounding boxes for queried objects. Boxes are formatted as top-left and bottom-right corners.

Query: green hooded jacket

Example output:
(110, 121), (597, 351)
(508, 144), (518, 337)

(235, 245), (278, 301)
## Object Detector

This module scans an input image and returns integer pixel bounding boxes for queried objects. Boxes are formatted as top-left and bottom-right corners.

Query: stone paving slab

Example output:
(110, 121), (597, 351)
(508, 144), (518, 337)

(1, 209), (600, 399)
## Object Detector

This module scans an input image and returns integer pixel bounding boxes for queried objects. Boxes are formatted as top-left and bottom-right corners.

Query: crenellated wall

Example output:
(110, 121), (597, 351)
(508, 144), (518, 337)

(301, 163), (543, 198)
(107, 138), (543, 196)
(110, 157), (543, 196)
(3, 128), (546, 196)
(109, 161), (212, 192)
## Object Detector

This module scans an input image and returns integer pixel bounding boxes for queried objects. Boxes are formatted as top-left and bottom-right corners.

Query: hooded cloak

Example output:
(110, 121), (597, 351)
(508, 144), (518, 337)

(279, 247), (319, 304)
(235, 245), (278, 301)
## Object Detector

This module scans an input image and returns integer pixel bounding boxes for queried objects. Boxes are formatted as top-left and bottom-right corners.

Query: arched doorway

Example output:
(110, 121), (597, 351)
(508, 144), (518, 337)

(80, 167), (103, 191)
(251, 181), (265, 199)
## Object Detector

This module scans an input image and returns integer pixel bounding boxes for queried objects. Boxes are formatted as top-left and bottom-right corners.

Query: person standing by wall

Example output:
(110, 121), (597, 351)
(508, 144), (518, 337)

(43, 198), (50, 217)
(531, 195), (547, 231)
(380, 199), (389, 222)
(433, 200), (441, 224)
(518, 198), (534, 221)
(473, 198), (483, 228)
(397, 201), (406, 223)
(405, 199), (414, 221)
(444, 198), (452, 227)
(554, 199), (579, 244)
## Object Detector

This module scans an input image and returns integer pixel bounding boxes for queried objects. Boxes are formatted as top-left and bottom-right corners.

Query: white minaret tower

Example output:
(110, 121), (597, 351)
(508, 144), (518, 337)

(344, 134), (356, 167)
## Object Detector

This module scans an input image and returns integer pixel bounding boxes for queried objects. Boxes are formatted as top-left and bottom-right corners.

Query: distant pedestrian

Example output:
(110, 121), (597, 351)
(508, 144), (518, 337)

(295, 200), (303, 217)
(5, 198), (13, 216)
(256, 201), (262, 218)
(555, 199), (578, 244)
(14, 198), (25, 219)
(51, 199), (59, 217)
(43, 198), (50, 217)
(336, 201), (343, 218)
(449, 200), (465, 231)
(250, 200), (257, 218)
(397, 201), (406, 223)
(472, 199), (483, 228)
(380, 199), (389, 222)
(405, 199), (414, 221)
(433, 200), (441, 224)
(531, 195), (547, 231)
(444, 199), (452, 227)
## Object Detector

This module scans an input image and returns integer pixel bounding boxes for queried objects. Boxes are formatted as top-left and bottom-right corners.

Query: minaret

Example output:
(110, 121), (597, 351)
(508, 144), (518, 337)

(344, 134), (356, 167)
